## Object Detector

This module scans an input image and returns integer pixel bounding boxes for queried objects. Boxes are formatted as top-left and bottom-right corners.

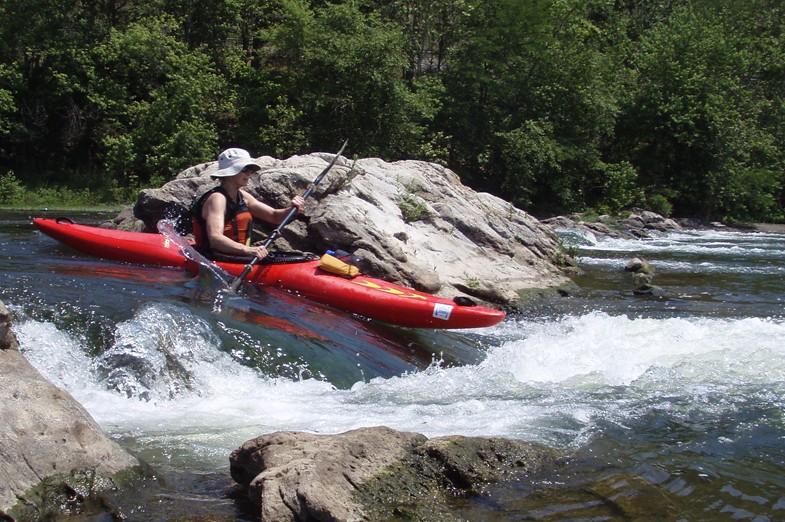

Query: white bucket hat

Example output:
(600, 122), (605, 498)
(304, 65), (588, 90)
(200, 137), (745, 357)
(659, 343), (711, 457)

(211, 148), (262, 178)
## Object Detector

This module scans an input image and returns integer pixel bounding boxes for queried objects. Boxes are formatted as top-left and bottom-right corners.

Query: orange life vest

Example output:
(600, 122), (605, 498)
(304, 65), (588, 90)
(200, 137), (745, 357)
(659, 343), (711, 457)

(191, 186), (253, 258)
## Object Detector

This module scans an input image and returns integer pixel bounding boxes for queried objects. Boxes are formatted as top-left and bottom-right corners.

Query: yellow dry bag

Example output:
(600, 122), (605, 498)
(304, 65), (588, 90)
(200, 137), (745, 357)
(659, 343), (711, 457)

(319, 253), (360, 278)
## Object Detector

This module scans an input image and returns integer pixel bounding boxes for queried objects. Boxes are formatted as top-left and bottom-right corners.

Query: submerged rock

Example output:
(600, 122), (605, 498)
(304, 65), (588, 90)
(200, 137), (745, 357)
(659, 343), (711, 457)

(633, 284), (666, 296)
(116, 154), (573, 306)
(230, 426), (559, 522)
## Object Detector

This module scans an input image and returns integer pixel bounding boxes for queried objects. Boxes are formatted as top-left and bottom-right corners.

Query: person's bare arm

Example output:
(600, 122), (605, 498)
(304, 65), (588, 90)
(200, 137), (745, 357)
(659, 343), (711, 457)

(202, 193), (268, 259)
(244, 191), (305, 224)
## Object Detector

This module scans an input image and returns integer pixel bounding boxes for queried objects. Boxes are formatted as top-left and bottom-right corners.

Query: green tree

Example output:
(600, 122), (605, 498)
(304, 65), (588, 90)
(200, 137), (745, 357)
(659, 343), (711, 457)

(254, 0), (436, 158)
(0, 0), (781, 220)
(0, 0), (116, 180)
(438, 0), (633, 214)
(0, 65), (18, 138)
(618, 1), (782, 220)
(92, 15), (232, 183)
(374, 0), (474, 77)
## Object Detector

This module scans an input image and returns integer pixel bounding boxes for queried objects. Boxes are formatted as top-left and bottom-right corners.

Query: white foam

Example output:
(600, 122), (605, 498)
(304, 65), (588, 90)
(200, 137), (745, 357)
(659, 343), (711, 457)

(580, 230), (785, 259)
(483, 313), (785, 386)
(15, 308), (785, 458)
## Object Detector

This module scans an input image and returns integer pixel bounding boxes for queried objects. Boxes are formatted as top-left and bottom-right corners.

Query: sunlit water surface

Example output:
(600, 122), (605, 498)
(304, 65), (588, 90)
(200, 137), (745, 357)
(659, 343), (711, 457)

(2, 210), (784, 520)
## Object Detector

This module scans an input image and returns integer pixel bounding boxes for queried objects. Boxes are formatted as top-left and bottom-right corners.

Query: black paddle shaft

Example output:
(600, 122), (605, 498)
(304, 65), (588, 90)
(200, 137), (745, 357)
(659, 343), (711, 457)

(229, 139), (349, 292)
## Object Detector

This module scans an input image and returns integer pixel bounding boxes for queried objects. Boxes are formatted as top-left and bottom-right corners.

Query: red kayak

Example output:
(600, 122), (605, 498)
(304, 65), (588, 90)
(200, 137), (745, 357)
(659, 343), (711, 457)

(33, 217), (505, 329)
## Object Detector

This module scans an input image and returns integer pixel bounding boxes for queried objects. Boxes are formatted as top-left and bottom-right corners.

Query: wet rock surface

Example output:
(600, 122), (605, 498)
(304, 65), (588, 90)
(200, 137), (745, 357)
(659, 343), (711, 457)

(230, 426), (559, 522)
(0, 301), (140, 519)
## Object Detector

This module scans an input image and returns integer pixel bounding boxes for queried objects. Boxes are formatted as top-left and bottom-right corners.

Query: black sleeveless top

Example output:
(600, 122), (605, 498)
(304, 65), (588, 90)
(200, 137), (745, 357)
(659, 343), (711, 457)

(191, 186), (252, 259)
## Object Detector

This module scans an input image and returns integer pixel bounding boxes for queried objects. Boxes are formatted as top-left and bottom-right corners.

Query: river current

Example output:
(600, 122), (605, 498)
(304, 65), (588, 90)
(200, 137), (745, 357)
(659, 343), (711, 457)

(1, 210), (784, 520)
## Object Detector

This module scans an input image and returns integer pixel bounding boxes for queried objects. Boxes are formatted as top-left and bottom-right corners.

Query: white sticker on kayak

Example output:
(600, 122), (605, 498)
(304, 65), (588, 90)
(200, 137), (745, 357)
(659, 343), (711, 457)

(433, 303), (453, 321)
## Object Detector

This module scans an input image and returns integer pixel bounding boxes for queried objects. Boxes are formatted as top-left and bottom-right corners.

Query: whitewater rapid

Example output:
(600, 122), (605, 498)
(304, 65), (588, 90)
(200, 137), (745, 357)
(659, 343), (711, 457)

(15, 303), (785, 467)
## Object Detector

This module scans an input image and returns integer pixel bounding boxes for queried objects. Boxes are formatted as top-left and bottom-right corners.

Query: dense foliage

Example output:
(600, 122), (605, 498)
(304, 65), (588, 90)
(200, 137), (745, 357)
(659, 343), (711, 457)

(0, 0), (782, 221)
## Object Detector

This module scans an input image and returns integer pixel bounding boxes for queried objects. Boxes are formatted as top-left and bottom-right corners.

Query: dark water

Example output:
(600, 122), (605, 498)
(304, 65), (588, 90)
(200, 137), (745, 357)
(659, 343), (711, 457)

(3, 210), (785, 520)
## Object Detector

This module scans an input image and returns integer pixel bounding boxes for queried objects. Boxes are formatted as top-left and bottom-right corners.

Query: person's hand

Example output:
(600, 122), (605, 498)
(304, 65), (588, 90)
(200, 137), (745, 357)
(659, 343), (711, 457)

(291, 195), (305, 213)
(246, 244), (268, 260)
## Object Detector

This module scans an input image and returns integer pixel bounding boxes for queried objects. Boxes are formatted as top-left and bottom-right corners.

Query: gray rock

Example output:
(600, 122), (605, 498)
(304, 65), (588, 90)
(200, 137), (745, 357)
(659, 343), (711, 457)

(230, 426), (558, 522)
(0, 300), (139, 518)
(625, 257), (654, 275)
(632, 271), (654, 285)
(0, 302), (19, 352)
(616, 209), (682, 237)
(117, 154), (572, 305)
(544, 209), (682, 240)
(231, 427), (427, 521)
(626, 257), (657, 288)
(633, 284), (666, 296)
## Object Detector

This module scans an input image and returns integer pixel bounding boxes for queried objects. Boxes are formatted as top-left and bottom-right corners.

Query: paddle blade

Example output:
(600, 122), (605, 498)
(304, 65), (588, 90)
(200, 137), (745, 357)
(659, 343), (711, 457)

(230, 261), (255, 292)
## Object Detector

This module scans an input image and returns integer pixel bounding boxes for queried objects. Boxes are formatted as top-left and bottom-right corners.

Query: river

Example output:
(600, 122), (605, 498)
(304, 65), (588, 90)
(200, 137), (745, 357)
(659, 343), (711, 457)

(2, 209), (784, 520)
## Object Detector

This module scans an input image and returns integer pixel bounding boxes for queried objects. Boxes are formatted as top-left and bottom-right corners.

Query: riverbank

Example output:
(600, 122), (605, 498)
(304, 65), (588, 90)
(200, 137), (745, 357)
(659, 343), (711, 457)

(750, 222), (785, 234)
(543, 208), (785, 241)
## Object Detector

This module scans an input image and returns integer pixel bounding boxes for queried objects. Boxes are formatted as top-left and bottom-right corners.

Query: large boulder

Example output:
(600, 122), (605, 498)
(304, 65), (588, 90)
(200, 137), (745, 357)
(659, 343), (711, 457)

(119, 153), (572, 305)
(0, 301), (140, 519)
(230, 426), (558, 522)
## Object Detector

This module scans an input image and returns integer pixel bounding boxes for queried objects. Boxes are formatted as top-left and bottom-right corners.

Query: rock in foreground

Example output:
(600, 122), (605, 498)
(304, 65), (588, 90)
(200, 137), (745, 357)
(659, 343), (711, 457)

(0, 301), (140, 519)
(230, 426), (558, 522)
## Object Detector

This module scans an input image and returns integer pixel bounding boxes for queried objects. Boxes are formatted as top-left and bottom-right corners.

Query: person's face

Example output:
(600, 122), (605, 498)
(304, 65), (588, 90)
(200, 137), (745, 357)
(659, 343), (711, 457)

(235, 165), (260, 186)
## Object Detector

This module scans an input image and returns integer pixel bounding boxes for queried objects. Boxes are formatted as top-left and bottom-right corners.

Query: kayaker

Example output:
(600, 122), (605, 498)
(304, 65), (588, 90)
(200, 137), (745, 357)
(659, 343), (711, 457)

(192, 148), (304, 262)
